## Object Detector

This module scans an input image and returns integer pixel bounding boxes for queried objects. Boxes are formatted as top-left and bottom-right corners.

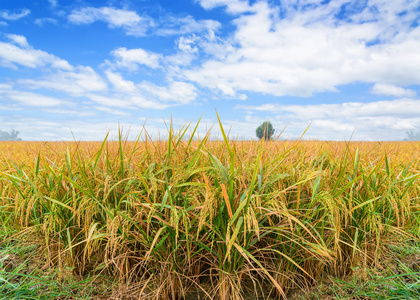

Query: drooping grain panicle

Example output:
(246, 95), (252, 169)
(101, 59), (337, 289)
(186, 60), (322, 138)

(0, 124), (419, 300)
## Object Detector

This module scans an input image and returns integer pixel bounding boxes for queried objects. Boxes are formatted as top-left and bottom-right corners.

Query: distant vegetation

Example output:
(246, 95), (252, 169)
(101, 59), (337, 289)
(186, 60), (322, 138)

(404, 130), (420, 141)
(0, 129), (22, 141)
(256, 121), (275, 140)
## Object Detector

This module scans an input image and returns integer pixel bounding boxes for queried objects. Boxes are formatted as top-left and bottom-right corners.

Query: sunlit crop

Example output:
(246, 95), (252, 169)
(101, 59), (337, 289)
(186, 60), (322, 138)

(1, 120), (419, 299)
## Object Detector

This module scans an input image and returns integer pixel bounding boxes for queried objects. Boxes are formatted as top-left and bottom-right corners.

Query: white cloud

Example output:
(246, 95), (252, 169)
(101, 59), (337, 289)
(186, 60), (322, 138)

(85, 78), (197, 110)
(21, 66), (108, 95)
(236, 98), (420, 140)
(0, 33), (196, 112)
(94, 106), (129, 116)
(69, 6), (222, 37)
(48, 0), (57, 8)
(0, 21), (7, 26)
(177, 36), (199, 53)
(6, 34), (29, 48)
(371, 83), (417, 97)
(110, 47), (161, 70)
(237, 99), (420, 120)
(162, 35), (208, 69)
(0, 9), (30, 21)
(197, 0), (253, 14)
(34, 18), (58, 26)
(86, 93), (169, 110)
(180, 1), (420, 98)
(0, 89), (62, 107)
(105, 71), (137, 93)
(0, 83), (13, 91)
(2, 0), (420, 142)
(138, 81), (198, 105)
(155, 15), (220, 36)
(86, 94), (132, 108)
(68, 7), (150, 36)
(6, 118), (187, 141)
(0, 37), (72, 70)
(42, 108), (95, 117)
(165, 52), (196, 69)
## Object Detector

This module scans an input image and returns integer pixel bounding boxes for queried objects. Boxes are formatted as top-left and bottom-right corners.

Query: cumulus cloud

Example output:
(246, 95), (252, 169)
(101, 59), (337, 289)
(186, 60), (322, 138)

(68, 6), (151, 36)
(105, 71), (137, 93)
(86, 79), (198, 110)
(20, 66), (108, 95)
(236, 98), (420, 140)
(0, 34), (197, 112)
(371, 83), (417, 97)
(0, 36), (72, 70)
(109, 47), (161, 70)
(180, 0), (420, 98)
(6, 34), (29, 48)
(0, 9), (30, 21)
(177, 36), (199, 54)
(137, 81), (198, 105)
(155, 15), (221, 36)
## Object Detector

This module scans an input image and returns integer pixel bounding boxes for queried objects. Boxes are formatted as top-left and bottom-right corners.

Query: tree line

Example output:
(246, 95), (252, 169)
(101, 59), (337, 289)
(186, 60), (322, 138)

(0, 130), (22, 141)
(404, 130), (420, 141)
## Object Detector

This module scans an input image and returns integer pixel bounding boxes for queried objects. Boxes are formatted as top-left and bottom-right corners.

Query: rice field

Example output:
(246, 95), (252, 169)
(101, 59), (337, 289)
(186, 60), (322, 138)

(1, 122), (420, 299)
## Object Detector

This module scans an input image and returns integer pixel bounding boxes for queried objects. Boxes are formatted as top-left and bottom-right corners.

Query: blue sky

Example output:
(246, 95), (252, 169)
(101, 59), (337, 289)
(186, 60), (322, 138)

(1, 0), (420, 141)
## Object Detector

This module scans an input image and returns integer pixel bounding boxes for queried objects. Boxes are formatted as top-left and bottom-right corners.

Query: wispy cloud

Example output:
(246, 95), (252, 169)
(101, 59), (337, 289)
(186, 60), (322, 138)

(109, 47), (162, 70)
(0, 9), (30, 21)
(197, 0), (253, 14)
(155, 15), (220, 36)
(0, 35), (72, 70)
(21, 66), (108, 95)
(48, 0), (57, 8)
(68, 7), (151, 36)
(137, 81), (197, 105)
(237, 99), (420, 120)
(34, 18), (58, 27)
(68, 6), (221, 37)
(105, 71), (137, 93)
(236, 97), (420, 140)
(88, 79), (198, 110)
(371, 83), (417, 97)
(0, 89), (63, 107)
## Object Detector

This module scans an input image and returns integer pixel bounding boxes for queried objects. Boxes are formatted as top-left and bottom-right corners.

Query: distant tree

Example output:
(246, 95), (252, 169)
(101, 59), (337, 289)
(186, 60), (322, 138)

(0, 129), (22, 141)
(256, 121), (275, 140)
(10, 130), (20, 140)
(404, 130), (420, 141)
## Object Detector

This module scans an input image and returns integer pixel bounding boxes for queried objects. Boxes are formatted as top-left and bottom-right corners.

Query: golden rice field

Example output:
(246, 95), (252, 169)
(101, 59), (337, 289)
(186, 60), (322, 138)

(1, 123), (420, 299)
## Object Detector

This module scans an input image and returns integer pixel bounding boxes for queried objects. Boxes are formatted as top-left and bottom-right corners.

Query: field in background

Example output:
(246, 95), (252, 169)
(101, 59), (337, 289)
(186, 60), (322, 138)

(1, 123), (420, 299)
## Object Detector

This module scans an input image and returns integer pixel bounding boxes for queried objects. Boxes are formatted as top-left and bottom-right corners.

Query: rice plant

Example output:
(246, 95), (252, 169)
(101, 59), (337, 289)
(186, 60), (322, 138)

(0, 121), (419, 299)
